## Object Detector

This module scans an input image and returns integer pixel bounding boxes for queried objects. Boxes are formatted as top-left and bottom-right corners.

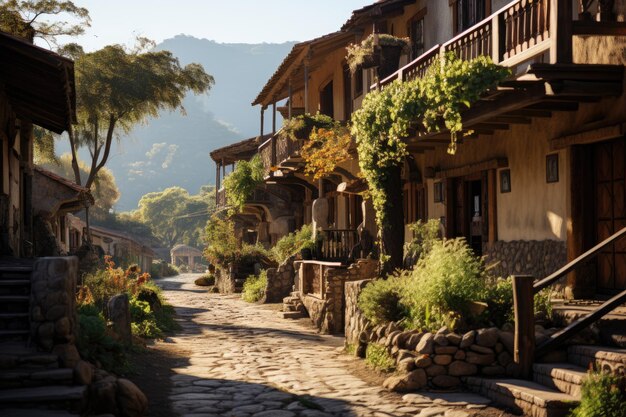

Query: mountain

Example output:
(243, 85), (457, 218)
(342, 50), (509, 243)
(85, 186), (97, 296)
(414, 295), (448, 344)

(97, 36), (296, 211)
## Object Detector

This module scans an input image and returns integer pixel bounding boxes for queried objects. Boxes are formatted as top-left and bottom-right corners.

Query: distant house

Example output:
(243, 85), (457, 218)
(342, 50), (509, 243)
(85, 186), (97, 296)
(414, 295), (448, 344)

(170, 244), (205, 272)
(0, 30), (76, 258)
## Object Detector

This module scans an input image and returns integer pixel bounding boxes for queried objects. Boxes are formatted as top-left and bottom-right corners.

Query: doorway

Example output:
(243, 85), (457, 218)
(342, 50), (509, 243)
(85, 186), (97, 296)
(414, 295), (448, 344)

(448, 173), (485, 256)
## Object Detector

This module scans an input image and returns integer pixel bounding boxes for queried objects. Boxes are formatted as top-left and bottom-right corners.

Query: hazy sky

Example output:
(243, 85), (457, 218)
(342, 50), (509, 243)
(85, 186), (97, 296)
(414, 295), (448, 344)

(62, 0), (374, 51)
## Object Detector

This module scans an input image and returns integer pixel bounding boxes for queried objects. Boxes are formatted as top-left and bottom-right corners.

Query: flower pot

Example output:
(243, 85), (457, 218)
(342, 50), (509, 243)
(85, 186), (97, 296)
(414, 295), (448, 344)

(360, 53), (380, 69)
(378, 45), (404, 79)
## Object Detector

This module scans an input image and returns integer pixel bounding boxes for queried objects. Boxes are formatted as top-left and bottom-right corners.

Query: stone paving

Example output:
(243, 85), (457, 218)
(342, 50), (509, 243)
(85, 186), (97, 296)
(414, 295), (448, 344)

(157, 274), (498, 417)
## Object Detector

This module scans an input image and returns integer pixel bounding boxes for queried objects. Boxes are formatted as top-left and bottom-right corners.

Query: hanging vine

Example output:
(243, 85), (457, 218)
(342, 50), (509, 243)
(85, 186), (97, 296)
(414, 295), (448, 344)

(223, 154), (264, 211)
(351, 53), (510, 230)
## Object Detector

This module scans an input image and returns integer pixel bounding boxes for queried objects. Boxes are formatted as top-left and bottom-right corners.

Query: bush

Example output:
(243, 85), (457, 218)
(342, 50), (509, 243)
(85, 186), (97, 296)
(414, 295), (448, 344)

(223, 154), (264, 210)
(570, 371), (626, 417)
(404, 219), (441, 267)
(194, 273), (215, 286)
(205, 217), (271, 267)
(76, 304), (127, 374)
(365, 343), (395, 373)
(270, 224), (313, 264)
(358, 273), (409, 326)
(150, 261), (179, 278)
(242, 270), (267, 303)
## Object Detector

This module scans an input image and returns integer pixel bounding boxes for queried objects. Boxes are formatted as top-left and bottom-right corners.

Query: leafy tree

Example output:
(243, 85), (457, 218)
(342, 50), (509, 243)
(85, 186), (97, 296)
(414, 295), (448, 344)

(38, 153), (120, 221)
(0, 0), (90, 45)
(58, 39), (214, 190)
(137, 186), (214, 248)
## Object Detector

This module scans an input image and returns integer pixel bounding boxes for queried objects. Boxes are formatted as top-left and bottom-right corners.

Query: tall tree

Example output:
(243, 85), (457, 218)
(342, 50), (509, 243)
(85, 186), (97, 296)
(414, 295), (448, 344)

(62, 40), (214, 189)
(0, 0), (90, 44)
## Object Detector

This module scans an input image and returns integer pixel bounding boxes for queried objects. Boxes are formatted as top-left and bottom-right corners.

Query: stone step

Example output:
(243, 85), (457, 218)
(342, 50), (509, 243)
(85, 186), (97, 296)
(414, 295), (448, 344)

(0, 352), (60, 370)
(0, 313), (29, 319)
(0, 330), (29, 337)
(1, 409), (79, 417)
(533, 363), (588, 397)
(0, 385), (86, 405)
(282, 296), (300, 304)
(0, 368), (74, 389)
(567, 345), (626, 373)
(278, 311), (306, 319)
(466, 377), (579, 417)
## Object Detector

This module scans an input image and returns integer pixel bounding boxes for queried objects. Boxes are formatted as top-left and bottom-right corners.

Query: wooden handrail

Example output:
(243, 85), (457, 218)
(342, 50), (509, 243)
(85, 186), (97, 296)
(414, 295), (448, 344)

(533, 226), (626, 293)
(536, 288), (626, 357)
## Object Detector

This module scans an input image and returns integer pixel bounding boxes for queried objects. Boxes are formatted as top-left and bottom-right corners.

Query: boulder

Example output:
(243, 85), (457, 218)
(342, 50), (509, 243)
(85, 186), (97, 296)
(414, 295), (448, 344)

(469, 344), (494, 355)
(466, 351), (496, 366)
(416, 333), (435, 354)
(414, 355), (432, 368)
(448, 360), (477, 376)
(397, 358), (416, 372)
(460, 331), (476, 348)
(446, 333), (462, 346)
(476, 328), (499, 347)
(433, 355), (452, 366)
(454, 350), (466, 360)
(74, 360), (94, 385)
(52, 343), (81, 368)
(383, 369), (427, 392)
(91, 378), (119, 415)
(116, 378), (148, 417)
(405, 332), (424, 351)
(108, 294), (132, 345)
(435, 346), (458, 355)
(497, 330), (514, 354)
(426, 365), (446, 377)
(396, 349), (416, 362)
(433, 332), (449, 346)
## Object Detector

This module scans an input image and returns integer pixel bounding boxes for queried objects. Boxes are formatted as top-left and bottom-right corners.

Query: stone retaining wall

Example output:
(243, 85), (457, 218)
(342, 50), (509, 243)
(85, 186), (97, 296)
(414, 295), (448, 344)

(484, 240), (566, 281)
(30, 257), (78, 352)
(264, 256), (295, 303)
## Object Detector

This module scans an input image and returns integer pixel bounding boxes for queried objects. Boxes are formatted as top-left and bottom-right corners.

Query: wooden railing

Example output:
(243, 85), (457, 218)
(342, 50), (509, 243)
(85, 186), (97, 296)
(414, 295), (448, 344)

(319, 229), (358, 263)
(259, 136), (273, 173)
(215, 186), (271, 209)
(513, 226), (626, 378)
(502, 0), (550, 60)
(444, 18), (493, 61)
(258, 131), (304, 175)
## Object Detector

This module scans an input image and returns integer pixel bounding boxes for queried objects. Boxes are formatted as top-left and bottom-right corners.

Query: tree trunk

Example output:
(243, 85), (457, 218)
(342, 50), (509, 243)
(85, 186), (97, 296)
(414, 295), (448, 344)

(379, 165), (405, 275)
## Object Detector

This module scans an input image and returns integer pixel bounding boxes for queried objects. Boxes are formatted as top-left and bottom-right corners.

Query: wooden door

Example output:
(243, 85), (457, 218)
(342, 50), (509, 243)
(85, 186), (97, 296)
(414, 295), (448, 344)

(594, 138), (626, 292)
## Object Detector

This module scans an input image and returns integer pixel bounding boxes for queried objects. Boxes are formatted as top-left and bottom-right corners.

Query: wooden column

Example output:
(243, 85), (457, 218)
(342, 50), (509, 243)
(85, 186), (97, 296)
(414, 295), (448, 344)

(513, 275), (535, 379)
(288, 80), (293, 119)
(260, 107), (265, 136)
(272, 102), (277, 134)
(304, 56), (310, 113)
(221, 158), (226, 180)
(488, 169), (498, 243)
(216, 162), (221, 190)
(491, 13), (502, 64)
(550, 0), (573, 64)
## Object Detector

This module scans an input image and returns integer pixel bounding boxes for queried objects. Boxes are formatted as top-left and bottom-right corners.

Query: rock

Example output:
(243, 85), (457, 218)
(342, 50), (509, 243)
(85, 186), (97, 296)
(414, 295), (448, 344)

(435, 346), (458, 355)
(433, 355), (452, 366)
(454, 350), (466, 360)
(74, 360), (93, 385)
(396, 331), (412, 349)
(383, 369), (427, 392)
(398, 357), (416, 372)
(466, 351), (496, 366)
(469, 344), (494, 355)
(426, 364), (446, 377)
(53, 343), (81, 368)
(391, 346), (400, 357)
(501, 322), (514, 333)
(387, 331), (402, 347)
(495, 342), (504, 353)
(91, 379), (118, 415)
(432, 375), (461, 389)
(460, 331), (476, 348)
(414, 355), (432, 368)
(108, 294), (132, 345)
(356, 342), (367, 358)
(396, 349), (416, 362)
(405, 332), (424, 350)
(116, 378), (148, 417)
(498, 330), (514, 354)
(434, 332), (449, 346)
(446, 333), (462, 345)
(416, 333), (435, 354)
(448, 360), (477, 376)
(476, 327), (499, 347)
(54, 316), (71, 338)
(481, 365), (506, 376)
(194, 276), (215, 286)
(497, 351), (512, 366)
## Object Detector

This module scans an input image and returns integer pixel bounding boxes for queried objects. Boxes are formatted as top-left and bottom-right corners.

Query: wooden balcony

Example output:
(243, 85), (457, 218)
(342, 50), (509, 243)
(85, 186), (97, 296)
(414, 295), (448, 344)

(377, 0), (625, 90)
(258, 133), (306, 176)
(319, 229), (359, 264)
(215, 186), (273, 209)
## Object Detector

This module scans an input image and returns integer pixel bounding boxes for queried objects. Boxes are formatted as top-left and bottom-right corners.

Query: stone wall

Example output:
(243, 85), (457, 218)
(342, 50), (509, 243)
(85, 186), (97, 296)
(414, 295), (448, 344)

(214, 267), (236, 294)
(264, 256), (295, 303)
(345, 279), (374, 354)
(30, 256), (78, 352)
(484, 240), (566, 281)
(301, 259), (378, 334)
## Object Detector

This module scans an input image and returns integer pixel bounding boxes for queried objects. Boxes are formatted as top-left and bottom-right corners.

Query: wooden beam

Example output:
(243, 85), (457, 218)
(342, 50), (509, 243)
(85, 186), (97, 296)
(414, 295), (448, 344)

(491, 116), (532, 125)
(551, 123), (625, 150)
(573, 21), (626, 36)
(505, 109), (552, 118)
(434, 158), (509, 179)
(550, 0), (573, 64)
(526, 101), (579, 112)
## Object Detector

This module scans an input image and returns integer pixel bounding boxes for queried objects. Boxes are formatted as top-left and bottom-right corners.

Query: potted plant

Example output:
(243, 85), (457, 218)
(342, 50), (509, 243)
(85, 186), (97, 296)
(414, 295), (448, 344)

(299, 239), (316, 260)
(346, 34), (410, 79)
(281, 113), (336, 141)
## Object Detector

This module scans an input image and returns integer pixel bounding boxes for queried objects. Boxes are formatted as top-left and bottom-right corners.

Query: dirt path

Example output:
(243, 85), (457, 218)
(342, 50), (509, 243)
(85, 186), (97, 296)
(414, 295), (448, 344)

(130, 273), (513, 417)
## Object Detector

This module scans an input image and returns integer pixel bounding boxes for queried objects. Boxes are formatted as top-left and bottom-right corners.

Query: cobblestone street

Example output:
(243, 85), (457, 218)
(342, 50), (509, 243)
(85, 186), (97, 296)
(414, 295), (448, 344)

(150, 274), (505, 417)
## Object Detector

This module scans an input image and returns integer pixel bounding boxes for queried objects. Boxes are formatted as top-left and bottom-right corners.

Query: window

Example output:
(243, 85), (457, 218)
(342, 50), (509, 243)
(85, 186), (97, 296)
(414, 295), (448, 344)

(319, 80), (334, 118)
(354, 67), (363, 97)
(408, 9), (427, 59)
(455, 0), (488, 33)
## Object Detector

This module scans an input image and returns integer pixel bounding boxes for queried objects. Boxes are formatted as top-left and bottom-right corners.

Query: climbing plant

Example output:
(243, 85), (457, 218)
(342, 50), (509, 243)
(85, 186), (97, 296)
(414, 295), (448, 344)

(301, 125), (352, 180)
(280, 113), (335, 141)
(223, 154), (264, 211)
(351, 53), (510, 271)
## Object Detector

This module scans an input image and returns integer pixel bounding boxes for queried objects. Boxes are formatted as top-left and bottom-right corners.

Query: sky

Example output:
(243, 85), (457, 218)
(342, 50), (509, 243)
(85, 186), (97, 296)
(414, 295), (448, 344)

(63, 0), (375, 51)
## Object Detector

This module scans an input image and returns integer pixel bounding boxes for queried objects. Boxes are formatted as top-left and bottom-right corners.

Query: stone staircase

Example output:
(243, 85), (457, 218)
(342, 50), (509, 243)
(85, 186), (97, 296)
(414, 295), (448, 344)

(0, 343), (87, 415)
(0, 265), (33, 343)
(278, 291), (307, 319)
(467, 344), (626, 417)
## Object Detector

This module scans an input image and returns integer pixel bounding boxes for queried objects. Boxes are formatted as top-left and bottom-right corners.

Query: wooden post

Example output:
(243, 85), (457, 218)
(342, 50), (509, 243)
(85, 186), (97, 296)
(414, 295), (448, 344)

(491, 14), (501, 64)
(221, 159), (226, 180)
(513, 275), (535, 379)
(550, 0), (573, 64)
(272, 102), (277, 134)
(304, 52), (310, 113)
(260, 107), (265, 137)
(288, 80), (293, 119)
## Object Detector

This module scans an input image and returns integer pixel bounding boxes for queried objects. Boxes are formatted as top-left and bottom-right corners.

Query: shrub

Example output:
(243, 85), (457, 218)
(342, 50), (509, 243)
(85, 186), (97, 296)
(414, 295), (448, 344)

(365, 343), (395, 373)
(150, 261), (180, 278)
(484, 277), (515, 328)
(280, 113), (335, 142)
(404, 219), (441, 267)
(270, 224), (313, 264)
(570, 371), (626, 417)
(205, 217), (271, 267)
(223, 154), (264, 210)
(358, 273), (409, 326)
(194, 273), (215, 286)
(242, 270), (267, 303)
(76, 304), (127, 374)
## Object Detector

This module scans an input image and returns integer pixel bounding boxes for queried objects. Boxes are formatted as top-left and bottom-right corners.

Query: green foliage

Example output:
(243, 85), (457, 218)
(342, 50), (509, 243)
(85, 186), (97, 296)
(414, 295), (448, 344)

(280, 113), (336, 142)
(223, 155), (264, 211)
(242, 270), (268, 303)
(0, 0), (90, 44)
(301, 126), (352, 180)
(137, 186), (213, 248)
(351, 54), (510, 236)
(570, 371), (626, 417)
(358, 274), (410, 326)
(204, 216), (270, 267)
(404, 219), (441, 265)
(365, 343), (396, 373)
(270, 224), (313, 264)
(346, 34), (410, 73)
(76, 304), (127, 374)
(484, 277), (515, 328)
